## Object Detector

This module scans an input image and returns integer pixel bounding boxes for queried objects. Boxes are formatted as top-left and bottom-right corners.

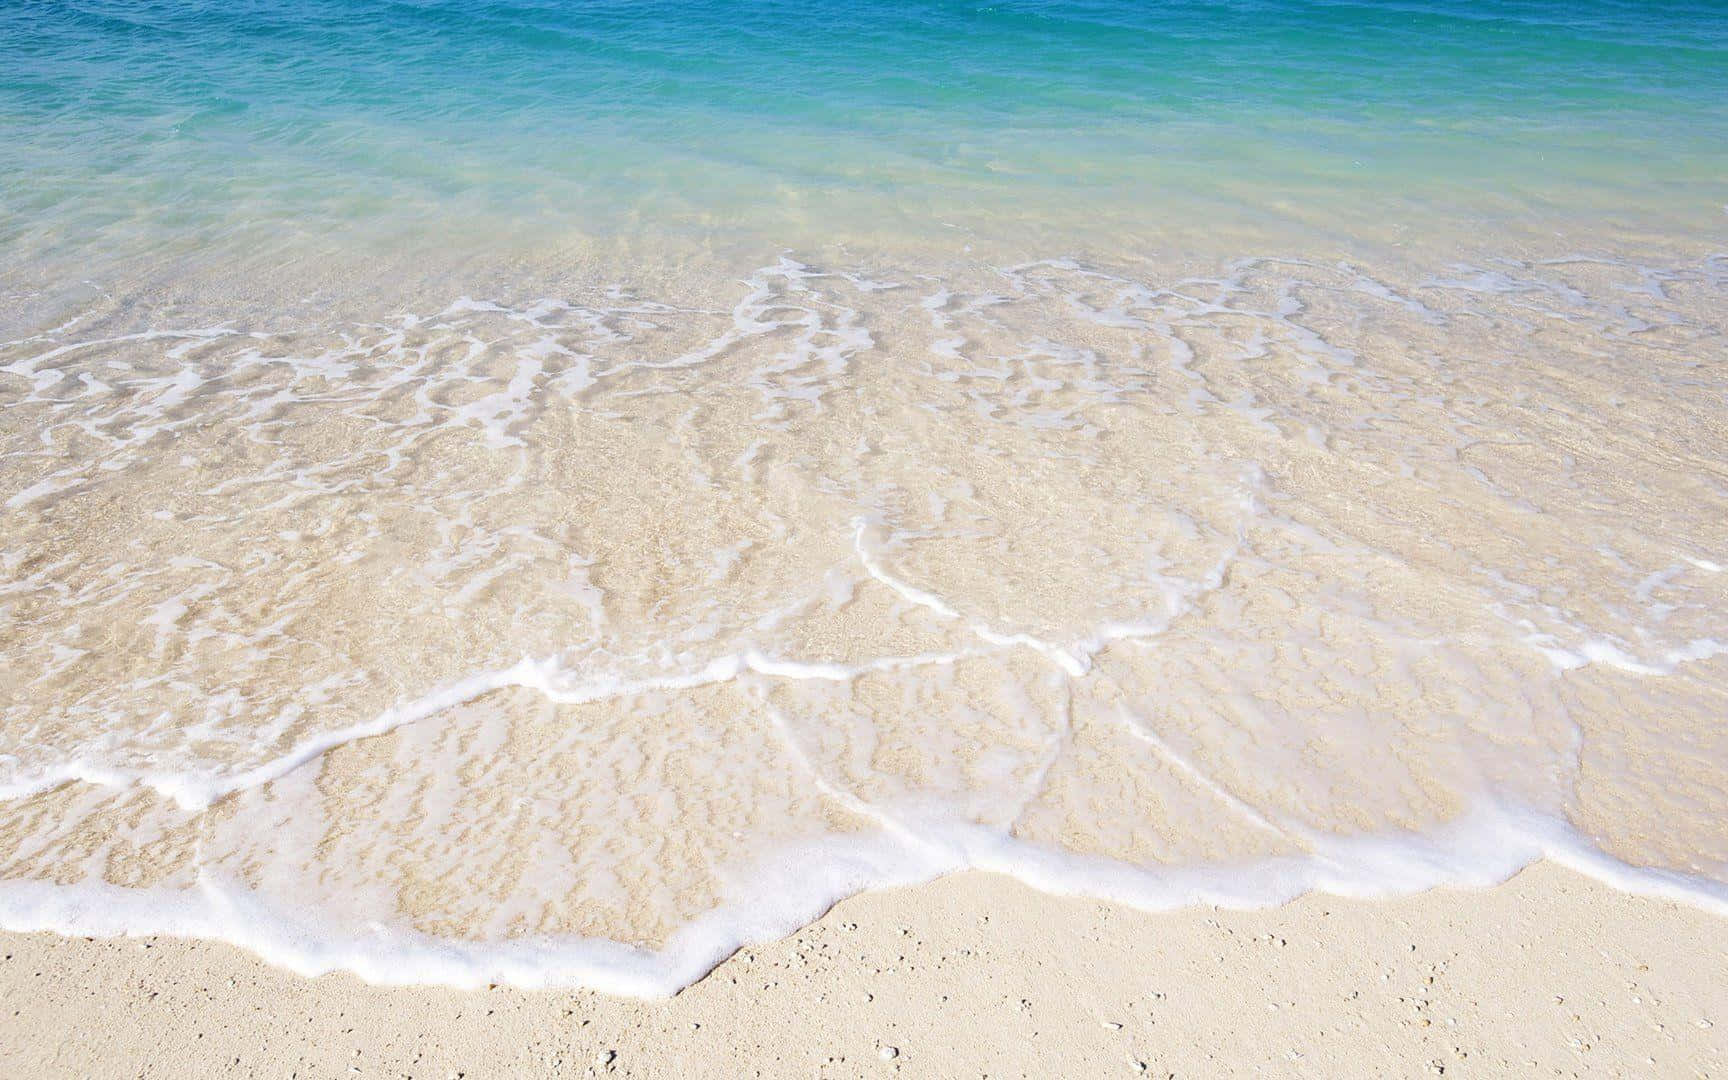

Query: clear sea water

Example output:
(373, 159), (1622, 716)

(4, 0), (1726, 265)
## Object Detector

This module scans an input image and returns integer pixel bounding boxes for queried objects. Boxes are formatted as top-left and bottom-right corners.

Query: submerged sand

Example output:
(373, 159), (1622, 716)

(3, 239), (1728, 990)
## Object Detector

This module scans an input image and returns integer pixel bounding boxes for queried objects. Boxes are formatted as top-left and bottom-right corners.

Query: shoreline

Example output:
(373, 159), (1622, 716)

(5, 239), (1728, 1010)
(3, 860), (1723, 1077)
(4, 800), (1727, 999)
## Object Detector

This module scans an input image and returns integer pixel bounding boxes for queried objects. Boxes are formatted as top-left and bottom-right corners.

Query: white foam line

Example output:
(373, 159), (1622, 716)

(2, 803), (1725, 997)
(759, 704), (944, 858)
(0, 648), (972, 812)
(850, 518), (962, 620)
(1112, 706), (1289, 840)
(851, 518), (1091, 676)
(1528, 633), (1728, 676)
(849, 465), (1258, 682)
(1006, 687), (1074, 835)
(0, 663), (537, 812)
(0, 326), (242, 376)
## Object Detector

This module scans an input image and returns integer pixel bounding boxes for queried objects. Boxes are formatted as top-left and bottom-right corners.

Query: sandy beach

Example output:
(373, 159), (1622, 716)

(3, 861), (1722, 1077)
(6, 2), (1728, 1075)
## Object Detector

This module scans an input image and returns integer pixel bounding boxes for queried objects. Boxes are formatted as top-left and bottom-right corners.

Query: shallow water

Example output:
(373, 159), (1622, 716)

(6, 0), (1727, 262)
(2, 1), (1727, 993)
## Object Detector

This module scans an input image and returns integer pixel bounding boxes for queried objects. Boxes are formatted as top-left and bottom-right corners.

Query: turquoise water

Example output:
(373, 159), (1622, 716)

(4, 0), (1727, 265)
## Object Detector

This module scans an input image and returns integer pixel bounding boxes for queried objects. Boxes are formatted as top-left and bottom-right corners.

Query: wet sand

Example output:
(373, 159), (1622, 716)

(6, 246), (1728, 993)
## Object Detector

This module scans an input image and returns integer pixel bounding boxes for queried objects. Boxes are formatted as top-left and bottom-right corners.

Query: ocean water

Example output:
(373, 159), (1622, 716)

(6, 0), (1727, 266)
(2, 0), (1728, 993)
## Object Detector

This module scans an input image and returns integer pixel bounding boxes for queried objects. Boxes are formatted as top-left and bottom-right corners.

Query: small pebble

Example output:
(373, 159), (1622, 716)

(879, 1045), (899, 1061)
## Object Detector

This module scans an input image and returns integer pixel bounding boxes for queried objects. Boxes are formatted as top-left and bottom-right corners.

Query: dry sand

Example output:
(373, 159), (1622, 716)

(1, 861), (1722, 1078)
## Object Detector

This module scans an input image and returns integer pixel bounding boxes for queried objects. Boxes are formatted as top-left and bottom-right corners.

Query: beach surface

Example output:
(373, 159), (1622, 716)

(4, 1), (1728, 1072)
(3, 861), (1723, 1078)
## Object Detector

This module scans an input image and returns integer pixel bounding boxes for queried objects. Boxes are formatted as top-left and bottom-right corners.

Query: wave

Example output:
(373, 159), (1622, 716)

(2, 248), (1725, 992)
